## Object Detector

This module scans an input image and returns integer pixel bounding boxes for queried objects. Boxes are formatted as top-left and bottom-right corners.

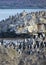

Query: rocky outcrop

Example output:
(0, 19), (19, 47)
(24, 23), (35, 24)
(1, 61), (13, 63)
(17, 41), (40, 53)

(0, 11), (46, 35)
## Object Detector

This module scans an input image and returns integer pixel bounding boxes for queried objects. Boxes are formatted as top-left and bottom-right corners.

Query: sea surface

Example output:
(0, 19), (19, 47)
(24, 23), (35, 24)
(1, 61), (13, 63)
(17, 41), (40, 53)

(0, 0), (46, 9)
(0, 9), (46, 21)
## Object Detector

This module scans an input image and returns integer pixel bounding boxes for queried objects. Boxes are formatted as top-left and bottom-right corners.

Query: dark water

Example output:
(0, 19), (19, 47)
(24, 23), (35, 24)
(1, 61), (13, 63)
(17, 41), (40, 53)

(0, 0), (46, 9)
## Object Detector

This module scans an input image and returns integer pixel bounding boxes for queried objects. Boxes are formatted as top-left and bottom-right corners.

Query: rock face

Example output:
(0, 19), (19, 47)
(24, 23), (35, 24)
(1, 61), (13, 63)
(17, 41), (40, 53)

(0, 11), (46, 35)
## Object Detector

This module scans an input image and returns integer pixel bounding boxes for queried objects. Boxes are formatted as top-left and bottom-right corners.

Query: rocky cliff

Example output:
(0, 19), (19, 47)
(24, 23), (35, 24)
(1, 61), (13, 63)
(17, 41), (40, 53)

(0, 11), (46, 37)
